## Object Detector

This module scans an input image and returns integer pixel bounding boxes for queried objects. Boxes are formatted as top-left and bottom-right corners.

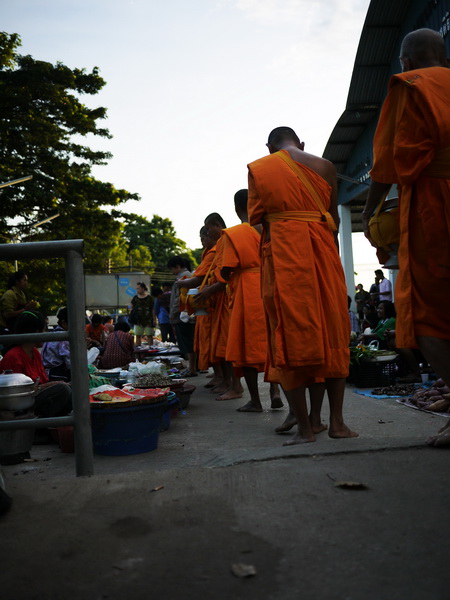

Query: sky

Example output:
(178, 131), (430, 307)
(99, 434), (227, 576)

(2, 0), (380, 290)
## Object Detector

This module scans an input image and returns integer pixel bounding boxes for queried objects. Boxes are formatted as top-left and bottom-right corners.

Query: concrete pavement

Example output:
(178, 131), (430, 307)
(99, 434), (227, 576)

(1, 374), (450, 600)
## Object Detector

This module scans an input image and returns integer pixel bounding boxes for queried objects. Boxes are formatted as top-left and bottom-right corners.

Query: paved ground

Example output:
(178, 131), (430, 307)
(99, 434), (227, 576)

(1, 373), (450, 600)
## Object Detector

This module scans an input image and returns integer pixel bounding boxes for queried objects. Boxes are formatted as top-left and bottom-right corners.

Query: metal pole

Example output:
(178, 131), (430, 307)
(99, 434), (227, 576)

(66, 248), (94, 477)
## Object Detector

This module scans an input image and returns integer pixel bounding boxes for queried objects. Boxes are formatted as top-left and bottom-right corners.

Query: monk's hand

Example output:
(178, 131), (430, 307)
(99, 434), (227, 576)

(195, 286), (212, 303)
(361, 212), (378, 248)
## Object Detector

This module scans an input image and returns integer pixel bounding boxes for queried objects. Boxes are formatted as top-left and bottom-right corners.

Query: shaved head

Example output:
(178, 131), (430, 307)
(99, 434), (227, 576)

(204, 213), (226, 228)
(267, 127), (301, 147)
(234, 189), (248, 214)
(400, 28), (447, 71)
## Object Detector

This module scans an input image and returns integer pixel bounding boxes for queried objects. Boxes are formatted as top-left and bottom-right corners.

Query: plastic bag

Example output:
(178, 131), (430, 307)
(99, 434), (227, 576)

(87, 347), (100, 364)
(180, 311), (190, 323)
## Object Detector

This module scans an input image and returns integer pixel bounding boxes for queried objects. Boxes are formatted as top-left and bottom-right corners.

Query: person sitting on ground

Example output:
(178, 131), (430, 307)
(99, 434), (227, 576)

(98, 321), (135, 369)
(359, 300), (396, 349)
(361, 303), (379, 331)
(102, 315), (115, 336)
(85, 313), (106, 349)
(0, 271), (37, 334)
(41, 307), (71, 381)
(0, 310), (72, 420)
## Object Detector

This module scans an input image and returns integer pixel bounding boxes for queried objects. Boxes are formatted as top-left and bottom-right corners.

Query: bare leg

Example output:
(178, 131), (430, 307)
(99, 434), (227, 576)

(205, 363), (223, 388)
(216, 362), (244, 400)
(282, 385), (316, 445)
(308, 382), (328, 433)
(135, 334), (142, 347)
(275, 409), (296, 433)
(237, 367), (263, 412)
(187, 352), (197, 374)
(418, 336), (450, 447)
(326, 378), (358, 438)
(270, 383), (284, 409)
(211, 360), (230, 394)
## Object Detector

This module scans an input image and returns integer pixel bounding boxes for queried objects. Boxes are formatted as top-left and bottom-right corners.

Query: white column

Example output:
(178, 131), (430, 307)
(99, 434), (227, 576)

(338, 203), (356, 310)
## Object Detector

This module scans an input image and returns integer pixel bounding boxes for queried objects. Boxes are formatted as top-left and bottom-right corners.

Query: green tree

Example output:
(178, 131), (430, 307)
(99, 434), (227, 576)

(0, 32), (144, 311)
(0, 31), (138, 251)
(121, 213), (197, 269)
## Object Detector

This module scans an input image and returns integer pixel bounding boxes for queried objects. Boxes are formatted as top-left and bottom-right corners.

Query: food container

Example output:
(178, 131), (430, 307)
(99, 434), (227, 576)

(0, 372), (37, 411)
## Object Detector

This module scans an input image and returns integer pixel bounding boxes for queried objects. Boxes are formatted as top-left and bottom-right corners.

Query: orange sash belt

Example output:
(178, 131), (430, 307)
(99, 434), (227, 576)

(423, 147), (450, 178)
(234, 266), (260, 273)
(266, 210), (337, 232)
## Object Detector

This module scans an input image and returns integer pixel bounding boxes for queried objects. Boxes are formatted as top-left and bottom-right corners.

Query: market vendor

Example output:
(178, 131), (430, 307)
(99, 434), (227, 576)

(0, 271), (37, 334)
(0, 310), (72, 422)
(358, 301), (396, 349)
(98, 321), (134, 369)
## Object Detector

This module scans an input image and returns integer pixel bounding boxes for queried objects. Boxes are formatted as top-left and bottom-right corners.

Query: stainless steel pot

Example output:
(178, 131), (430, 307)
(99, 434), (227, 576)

(0, 372), (37, 411)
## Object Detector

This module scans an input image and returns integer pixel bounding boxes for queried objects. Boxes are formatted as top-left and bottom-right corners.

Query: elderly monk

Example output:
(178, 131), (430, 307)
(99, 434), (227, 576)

(216, 189), (284, 412)
(248, 126), (358, 445)
(362, 29), (450, 447)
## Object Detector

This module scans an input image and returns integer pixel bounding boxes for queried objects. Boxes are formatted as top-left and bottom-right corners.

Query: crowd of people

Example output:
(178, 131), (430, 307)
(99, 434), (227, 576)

(0, 28), (448, 449)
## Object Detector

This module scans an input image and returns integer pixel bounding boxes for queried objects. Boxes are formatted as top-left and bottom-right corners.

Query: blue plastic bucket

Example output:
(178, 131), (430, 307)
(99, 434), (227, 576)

(91, 398), (168, 456)
(160, 392), (179, 432)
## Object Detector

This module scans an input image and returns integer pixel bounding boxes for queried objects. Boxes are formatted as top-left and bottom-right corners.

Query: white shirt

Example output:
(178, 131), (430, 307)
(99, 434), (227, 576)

(378, 278), (392, 301)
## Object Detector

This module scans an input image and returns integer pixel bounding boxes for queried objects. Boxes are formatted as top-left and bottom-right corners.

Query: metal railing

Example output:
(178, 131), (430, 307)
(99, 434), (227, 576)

(0, 240), (94, 476)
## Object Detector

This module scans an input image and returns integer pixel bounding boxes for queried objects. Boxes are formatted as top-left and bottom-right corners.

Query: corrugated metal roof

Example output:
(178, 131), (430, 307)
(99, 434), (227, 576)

(324, 0), (412, 165)
(323, 0), (413, 231)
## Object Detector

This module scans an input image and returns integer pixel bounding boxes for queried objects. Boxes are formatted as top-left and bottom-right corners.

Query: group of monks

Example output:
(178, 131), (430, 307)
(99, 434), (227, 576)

(179, 133), (358, 446)
(178, 27), (449, 448)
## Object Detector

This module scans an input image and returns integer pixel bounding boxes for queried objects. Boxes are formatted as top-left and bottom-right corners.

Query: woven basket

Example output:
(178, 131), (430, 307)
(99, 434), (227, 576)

(353, 361), (397, 388)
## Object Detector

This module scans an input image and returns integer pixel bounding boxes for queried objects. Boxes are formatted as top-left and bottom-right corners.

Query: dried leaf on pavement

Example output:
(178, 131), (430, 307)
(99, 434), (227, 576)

(231, 563), (257, 578)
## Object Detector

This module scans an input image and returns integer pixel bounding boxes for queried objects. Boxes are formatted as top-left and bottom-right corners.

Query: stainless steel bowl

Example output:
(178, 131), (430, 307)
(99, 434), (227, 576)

(0, 372), (36, 411)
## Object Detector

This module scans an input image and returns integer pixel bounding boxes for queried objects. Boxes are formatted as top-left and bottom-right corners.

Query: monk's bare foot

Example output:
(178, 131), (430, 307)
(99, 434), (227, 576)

(312, 422), (328, 434)
(205, 378), (223, 389)
(328, 424), (358, 439)
(282, 432), (316, 445)
(216, 390), (243, 401)
(270, 397), (284, 409)
(426, 420), (450, 447)
(237, 402), (263, 412)
(275, 414), (297, 433)
(211, 383), (228, 394)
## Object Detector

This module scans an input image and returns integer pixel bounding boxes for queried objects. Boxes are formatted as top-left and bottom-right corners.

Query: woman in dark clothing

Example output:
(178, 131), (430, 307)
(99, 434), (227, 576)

(129, 282), (154, 346)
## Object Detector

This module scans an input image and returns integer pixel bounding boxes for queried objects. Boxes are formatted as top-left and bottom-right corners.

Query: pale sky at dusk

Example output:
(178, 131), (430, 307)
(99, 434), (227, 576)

(3, 0), (380, 289)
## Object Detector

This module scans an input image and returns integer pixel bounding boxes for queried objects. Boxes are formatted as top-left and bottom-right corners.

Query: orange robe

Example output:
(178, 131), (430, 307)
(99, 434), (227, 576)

(193, 246), (216, 371)
(247, 150), (350, 390)
(370, 67), (450, 348)
(215, 223), (266, 372)
(209, 236), (230, 363)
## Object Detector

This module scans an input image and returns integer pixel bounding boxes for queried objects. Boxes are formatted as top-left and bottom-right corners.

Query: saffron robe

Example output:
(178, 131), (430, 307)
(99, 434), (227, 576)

(193, 246), (216, 370)
(209, 236), (230, 363)
(248, 150), (350, 390)
(370, 67), (450, 347)
(216, 223), (266, 371)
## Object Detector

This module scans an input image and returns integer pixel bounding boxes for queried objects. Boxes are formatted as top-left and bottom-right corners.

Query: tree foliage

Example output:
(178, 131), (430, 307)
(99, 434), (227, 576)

(121, 213), (197, 269)
(0, 32), (197, 314)
(0, 31), (138, 238)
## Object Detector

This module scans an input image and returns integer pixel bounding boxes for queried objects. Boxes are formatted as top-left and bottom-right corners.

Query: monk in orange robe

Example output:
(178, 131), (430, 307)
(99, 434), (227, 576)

(196, 213), (243, 400)
(248, 126), (358, 445)
(362, 29), (450, 447)
(216, 189), (284, 412)
(178, 227), (223, 388)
